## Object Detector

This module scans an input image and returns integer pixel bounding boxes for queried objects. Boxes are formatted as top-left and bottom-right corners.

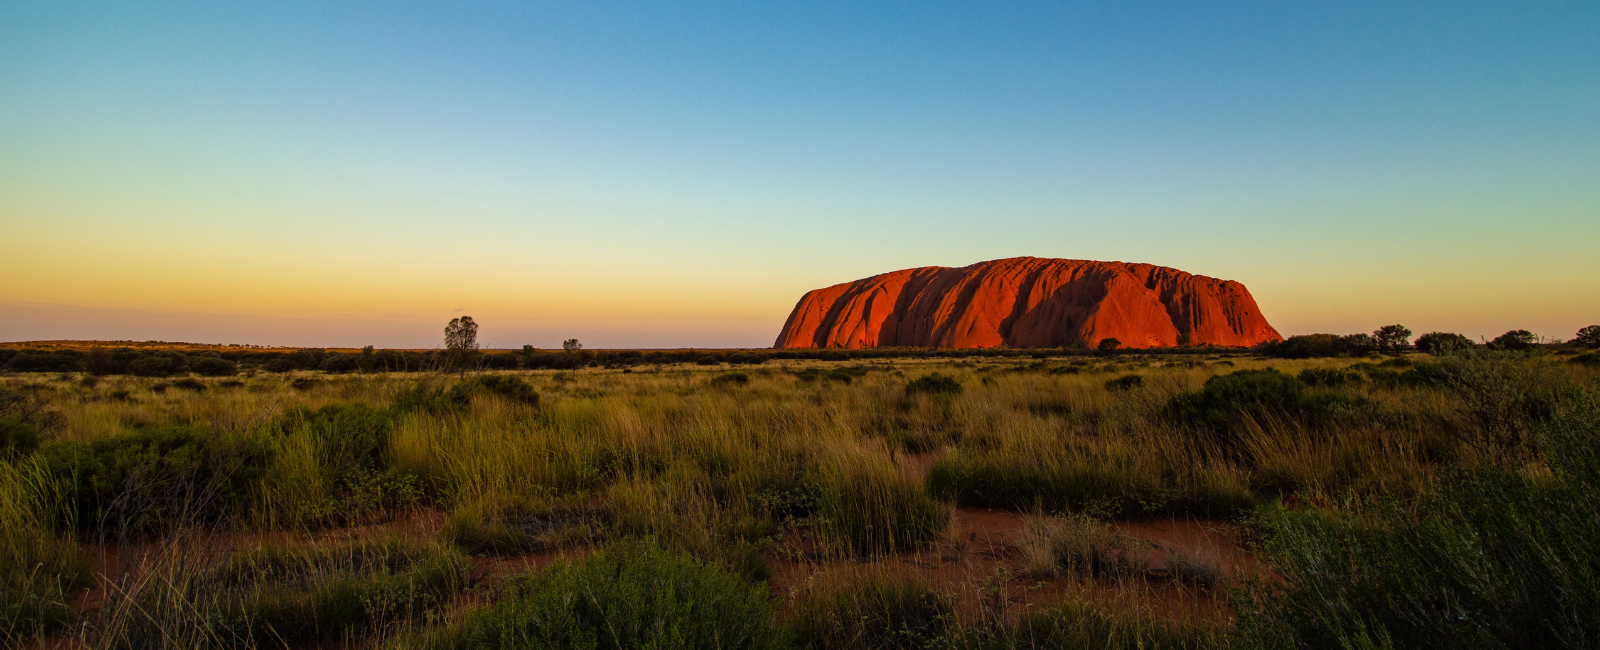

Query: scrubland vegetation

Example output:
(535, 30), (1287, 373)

(2, 337), (1599, 649)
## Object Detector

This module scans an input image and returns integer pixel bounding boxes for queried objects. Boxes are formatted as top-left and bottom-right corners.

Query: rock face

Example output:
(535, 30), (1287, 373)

(773, 257), (1282, 349)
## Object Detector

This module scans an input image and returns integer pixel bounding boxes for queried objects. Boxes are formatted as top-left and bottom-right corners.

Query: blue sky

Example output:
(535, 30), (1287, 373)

(2, 1), (1596, 347)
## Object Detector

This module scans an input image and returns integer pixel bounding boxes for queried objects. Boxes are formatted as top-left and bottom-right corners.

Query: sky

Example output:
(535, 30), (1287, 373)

(1, 1), (1596, 349)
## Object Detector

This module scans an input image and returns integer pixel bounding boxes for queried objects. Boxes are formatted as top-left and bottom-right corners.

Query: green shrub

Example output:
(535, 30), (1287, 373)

(696, 355), (721, 366)
(1165, 369), (1364, 454)
(172, 377), (207, 391)
(1489, 329), (1538, 350)
(998, 599), (1216, 649)
(1296, 367), (1357, 388)
(1415, 331), (1477, 355)
(1, 459), (92, 642)
(787, 572), (954, 650)
(112, 538), (466, 648)
(1104, 374), (1143, 391)
(906, 373), (962, 397)
(1236, 396), (1600, 650)
(40, 426), (273, 534)
(711, 372), (751, 387)
(438, 541), (779, 650)
(1572, 352), (1600, 368)
(277, 404), (422, 526)
(818, 460), (948, 556)
(0, 416), (42, 460)
(188, 356), (239, 376)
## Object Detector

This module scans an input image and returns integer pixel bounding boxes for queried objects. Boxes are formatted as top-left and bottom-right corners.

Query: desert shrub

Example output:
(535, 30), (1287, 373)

(906, 373), (962, 397)
(108, 538), (466, 648)
(438, 541), (779, 650)
(1296, 367), (1357, 388)
(1165, 369), (1364, 454)
(1414, 331), (1477, 355)
(926, 451), (1253, 519)
(442, 500), (604, 556)
(818, 459), (947, 556)
(462, 374), (541, 407)
(128, 352), (190, 377)
(172, 377), (207, 391)
(1016, 516), (1142, 580)
(695, 355), (721, 366)
(318, 353), (360, 373)
(1238, 397), (1600, 649)
(711, 372), (750, 387)
(0, 459), (91, 642)
(1098, 338), (1122, 351)
(6, 352), (84, 373)
(264, 358), (297, 373)
(1574, 325), (1600, 349)
(40, 426), (273, 534)
(787, 572), (955, 650)
(276, 404), (423, 526)
(1261, 333), (1379, 359)
(188, 356), (238, 376)
(1574, 352), (1600, 368)
(0, 416), (42, 460)
(1104, 374), (1143, 391)
(289, 376), (318, 390)
(997, 599), (1217, 650)
(1489, 329), (1538, 350)
(793, 367), (861, 384)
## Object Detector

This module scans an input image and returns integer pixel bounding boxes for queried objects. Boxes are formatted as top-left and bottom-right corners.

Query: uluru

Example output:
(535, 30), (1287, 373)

(773, 257), (1282, 349)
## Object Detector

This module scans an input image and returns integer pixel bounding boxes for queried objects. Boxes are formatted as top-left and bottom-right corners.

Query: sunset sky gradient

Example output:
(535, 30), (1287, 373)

(3, 2), (1596, 348)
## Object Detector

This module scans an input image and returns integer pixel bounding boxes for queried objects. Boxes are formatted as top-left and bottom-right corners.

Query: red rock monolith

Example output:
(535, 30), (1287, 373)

(773, 257), (1281, 349)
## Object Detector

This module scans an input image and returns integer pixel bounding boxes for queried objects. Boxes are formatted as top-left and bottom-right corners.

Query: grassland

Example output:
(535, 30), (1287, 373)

(2, 347), (1597, 649)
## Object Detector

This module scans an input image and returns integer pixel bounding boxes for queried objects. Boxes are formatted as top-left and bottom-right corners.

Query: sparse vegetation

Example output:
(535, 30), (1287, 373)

(0, 342), (1594, 649)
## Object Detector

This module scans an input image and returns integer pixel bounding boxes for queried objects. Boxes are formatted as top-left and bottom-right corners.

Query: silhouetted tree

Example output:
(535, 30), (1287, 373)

(563, 339), (583, 352)
(445, 316), (480, 375)
(1489, 329), (1538, 351)
(1374, 324), (1412, 355)
(1097, 338), (1121, 351)
(1575, 325), (1600, 349)
(1414, 332), (1476, 355)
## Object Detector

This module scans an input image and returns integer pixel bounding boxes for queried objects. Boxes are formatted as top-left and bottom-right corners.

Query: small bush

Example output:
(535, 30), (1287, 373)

(1165, 369), (1364, 453)
(289, 377), (318, 390)
(1489, 329), (1538, 350)
(786, 572), (954, 650)
(1104, 375), (1143, 391)
(1415, 331), (1476, 355)
(1003, 599), (1217, 649)
(1017, 516), (1143, 580)
(0, 416), (42, 460)
(189, 356), (239, 376)
(819, 459), (948, 556)
(40, 426), (274, 534)
(695, 355), (721, 366)
(1573, 352), (1600, 368)
(439, 541), (780, 650)
(711, 372), (750, 387)
(462, 374), (541, 407)
(172, 377), (207, 391)
(906, 373), (962, 397)
(1296, 367), (1358, 388)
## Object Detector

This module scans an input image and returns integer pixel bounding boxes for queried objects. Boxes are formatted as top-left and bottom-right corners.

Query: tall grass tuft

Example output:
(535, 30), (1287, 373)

(786, 571), (956, 650)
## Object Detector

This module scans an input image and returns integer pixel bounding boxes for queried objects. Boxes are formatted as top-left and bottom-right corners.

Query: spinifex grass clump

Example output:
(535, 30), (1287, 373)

(786, 571), (955, 650)
(39, 425), (272, 535)
(424, 541), (780, 650)
(0, 459), (90, 643)
(98, 537), (466, 649)
(263, 403), (424, 528)
(1017, 515), (1145, 580)
(992, 599), (1220, 650)
(816, 455), (948, 557)
(1237, 396), (1600, 649)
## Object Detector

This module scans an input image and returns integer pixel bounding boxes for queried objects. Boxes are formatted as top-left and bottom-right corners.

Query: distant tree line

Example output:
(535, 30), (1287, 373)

(1257, 325), (1594, 359)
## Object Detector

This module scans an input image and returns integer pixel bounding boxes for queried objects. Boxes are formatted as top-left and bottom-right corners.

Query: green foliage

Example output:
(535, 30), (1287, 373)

(188, 356), (238, 376)
(40, 426), (273, 534)
(995, 600), (1216, 650)
(794, 366), (867, 384)
(1415, 331), (1477, 355)
(787, 572), (955, 650)
(277, 404), (423, 526)
(1165, 369), (1361, 445)
(464, 374), (541, 407)
(437, 541), (779, 650)
(113, 538), (466, 648)
(1296, 367), (1358, 388)
(711, 372), (751, 387)
(1489, 329), (1538, 350)
(1104, 374), (1143, 391)
(1, 459), (91, 642)
(1372, 324), (1412, 355)
(1261, 333), (1379, 358)
(906, 373), (962, 397)
(1574, 352), (1600, 368)
(1238, 397), (1600, 650)
(1576, 325), (1600, 348)
(172, 377), (207, 391)
(819, 459), (948, 556)
(0, 416), (42, 460)
(1097, 338), (1122, 351)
